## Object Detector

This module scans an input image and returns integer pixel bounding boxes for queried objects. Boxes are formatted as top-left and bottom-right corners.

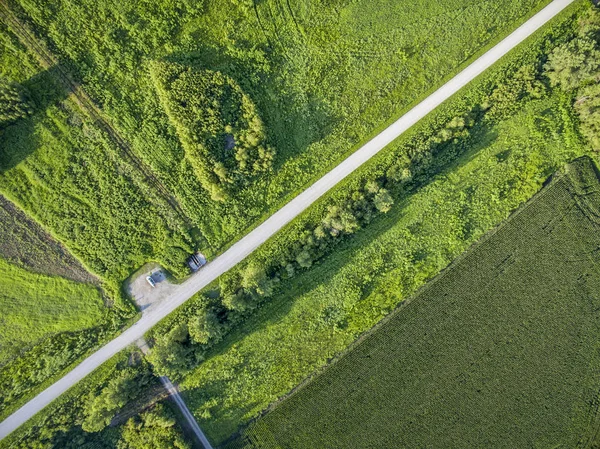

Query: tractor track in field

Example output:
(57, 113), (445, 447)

(0, 1), (190, 224)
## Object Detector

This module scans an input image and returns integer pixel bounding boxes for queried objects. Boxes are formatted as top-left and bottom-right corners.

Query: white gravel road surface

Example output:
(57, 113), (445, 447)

(0, 0), (575, 440)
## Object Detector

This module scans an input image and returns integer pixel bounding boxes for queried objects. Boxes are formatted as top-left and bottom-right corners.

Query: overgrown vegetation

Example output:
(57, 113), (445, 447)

(0, 193), (97, 283)
(0, 0), (592, 446)
(545, 7), (600, 150)
(146, 3), (586, 382)
(0, 77), (31, 129)
(151, 61), (275, 201)
(228, 157), (600, 449)
(7, 0), (551, 253)
(0, 20), (194, 287)
(0, 351), (192, 449)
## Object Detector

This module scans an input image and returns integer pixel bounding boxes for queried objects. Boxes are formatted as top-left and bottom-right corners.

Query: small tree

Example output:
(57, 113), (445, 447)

(374, 189), (394, 213)
(575, 83), (600, 151)
(0, 77), (32, 130)
(146, 323), (195, 378)
(544, 37), (600, 91)
(296, 248), (313, 268)
(188, 309), (223, 345)
(241, 263), (273, 297)
(118, 404), (190, 449)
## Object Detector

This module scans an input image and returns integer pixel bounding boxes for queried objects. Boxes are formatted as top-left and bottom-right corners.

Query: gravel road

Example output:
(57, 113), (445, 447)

(0, 0), (575, 440)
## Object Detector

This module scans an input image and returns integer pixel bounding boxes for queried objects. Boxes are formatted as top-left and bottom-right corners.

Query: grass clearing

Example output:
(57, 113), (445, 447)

(227, 156), (600, 449)
(0, 257), (103, 364)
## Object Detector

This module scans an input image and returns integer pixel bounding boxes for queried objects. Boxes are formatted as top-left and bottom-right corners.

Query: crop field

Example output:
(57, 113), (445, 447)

(0, 257), (103, 365)
(226, 156), (600, 448)
(6, 0), (550, 253)
(0, 194), (96, 283)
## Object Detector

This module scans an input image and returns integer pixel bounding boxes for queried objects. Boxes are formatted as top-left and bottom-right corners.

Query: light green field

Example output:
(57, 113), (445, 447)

(0, 257), (104, 364)
(8, 0), (550, 255)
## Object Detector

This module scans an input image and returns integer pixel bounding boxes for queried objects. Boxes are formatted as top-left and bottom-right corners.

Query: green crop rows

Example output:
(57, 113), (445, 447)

(228, 157), (600, 449)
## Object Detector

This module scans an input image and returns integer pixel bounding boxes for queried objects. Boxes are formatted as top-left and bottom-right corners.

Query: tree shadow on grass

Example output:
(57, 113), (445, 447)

(0, 65), (70, 172)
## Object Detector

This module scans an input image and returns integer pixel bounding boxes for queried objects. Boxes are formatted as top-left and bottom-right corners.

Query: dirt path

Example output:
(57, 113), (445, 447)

(0, 0), (576, 440)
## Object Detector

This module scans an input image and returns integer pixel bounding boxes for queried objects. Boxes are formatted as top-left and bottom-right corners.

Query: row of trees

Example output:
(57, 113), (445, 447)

(150, 61), (276, 201)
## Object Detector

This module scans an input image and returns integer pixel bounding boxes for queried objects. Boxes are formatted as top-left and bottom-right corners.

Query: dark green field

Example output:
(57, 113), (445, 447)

(229, 157), (600, 449)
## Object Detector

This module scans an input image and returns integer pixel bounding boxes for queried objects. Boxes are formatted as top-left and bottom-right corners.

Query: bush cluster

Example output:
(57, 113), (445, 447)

(150, 61), (275, 201)
(545, 8), (600, 150)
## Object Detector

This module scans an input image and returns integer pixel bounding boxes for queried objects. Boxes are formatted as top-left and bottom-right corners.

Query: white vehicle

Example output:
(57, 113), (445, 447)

(146, 276), (156, 288)
(188, 253), (207, 272)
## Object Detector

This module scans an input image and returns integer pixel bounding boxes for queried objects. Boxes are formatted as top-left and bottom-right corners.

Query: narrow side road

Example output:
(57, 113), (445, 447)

(137, 340), (213, 449)
(0, 0), (575, 440)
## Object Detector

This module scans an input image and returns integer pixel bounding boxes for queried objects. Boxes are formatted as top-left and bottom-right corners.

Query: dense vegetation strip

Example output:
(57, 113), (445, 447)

(228, 156), (600, 449)
(0, 351), (193, 449)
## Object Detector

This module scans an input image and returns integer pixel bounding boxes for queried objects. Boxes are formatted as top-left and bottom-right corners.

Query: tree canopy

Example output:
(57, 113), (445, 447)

(0, 77), (31, 130)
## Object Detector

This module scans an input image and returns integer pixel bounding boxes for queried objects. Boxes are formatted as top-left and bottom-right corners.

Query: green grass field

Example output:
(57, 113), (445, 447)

(0, 257), (103, 364)
(0, 20), (193, 284)
(226, 156), (600, 449)
(7, 0), (550, 255)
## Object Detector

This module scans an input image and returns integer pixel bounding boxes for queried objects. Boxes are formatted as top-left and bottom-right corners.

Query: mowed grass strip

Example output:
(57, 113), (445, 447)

(0, 257), (104, 364)
(230, 157), (600, 449)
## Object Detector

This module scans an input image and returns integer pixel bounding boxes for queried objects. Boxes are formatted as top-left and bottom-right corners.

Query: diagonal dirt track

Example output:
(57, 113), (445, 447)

(0, 1), (190, 222)
(0, 0), (576, 442)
